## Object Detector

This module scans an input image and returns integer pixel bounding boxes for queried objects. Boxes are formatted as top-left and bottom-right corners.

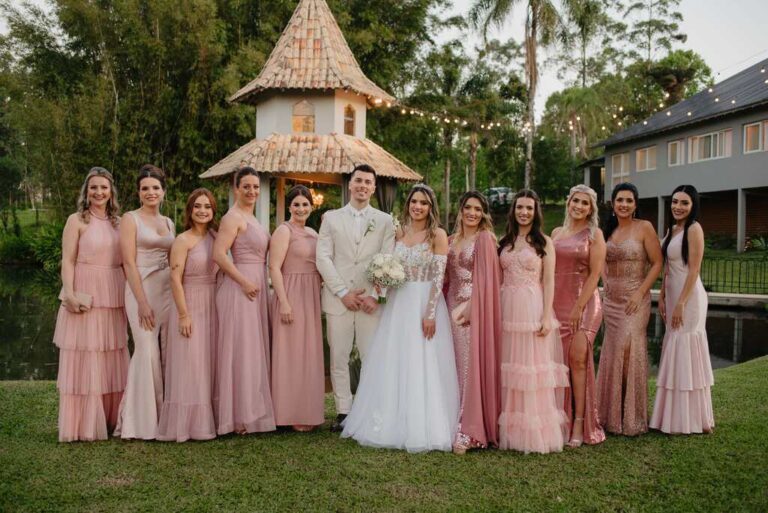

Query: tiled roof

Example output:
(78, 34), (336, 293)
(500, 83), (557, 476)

(200, 133), (422, 181)
(229, 0), (395, 105)
(598, 58), (768, 147)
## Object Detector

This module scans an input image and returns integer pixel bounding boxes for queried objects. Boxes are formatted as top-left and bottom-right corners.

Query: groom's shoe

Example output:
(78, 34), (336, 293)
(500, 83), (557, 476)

(330, 414), (347, 433)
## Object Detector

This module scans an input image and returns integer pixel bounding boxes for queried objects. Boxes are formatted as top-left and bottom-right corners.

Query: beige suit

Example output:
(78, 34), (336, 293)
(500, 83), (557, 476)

(316, 204), (395, 414)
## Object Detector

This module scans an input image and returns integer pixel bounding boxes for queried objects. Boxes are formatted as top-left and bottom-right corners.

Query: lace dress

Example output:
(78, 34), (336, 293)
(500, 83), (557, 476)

(341, 241), (460, 452)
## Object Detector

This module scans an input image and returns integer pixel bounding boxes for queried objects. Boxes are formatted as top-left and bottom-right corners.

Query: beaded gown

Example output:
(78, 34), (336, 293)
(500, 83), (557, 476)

(342, 241), (459, 453)
(498, 242), (569, 453)
(553, 228), (606, 445)
(597, 237), (651, 436)
(650, 230), (714, 434)
(54, 215), (130, 442)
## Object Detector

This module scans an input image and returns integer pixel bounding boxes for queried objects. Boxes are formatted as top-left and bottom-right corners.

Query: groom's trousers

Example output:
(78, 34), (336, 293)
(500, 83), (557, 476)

(326, 308), (380, 414)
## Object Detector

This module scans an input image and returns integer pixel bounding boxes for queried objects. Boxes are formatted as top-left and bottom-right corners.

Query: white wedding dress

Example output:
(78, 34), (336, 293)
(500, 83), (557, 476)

(341, 241), (459, 453)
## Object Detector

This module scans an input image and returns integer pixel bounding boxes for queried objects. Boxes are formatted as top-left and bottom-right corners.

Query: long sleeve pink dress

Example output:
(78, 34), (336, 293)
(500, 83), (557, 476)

(553, 228), (606, 445)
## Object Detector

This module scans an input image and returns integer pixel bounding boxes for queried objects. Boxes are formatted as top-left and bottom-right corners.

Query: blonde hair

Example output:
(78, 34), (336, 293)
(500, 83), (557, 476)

(453, 191), (496, 242)
(563, 184), (599, 239)
(400, 184), (441, 248)
(77, 167), (121, 227)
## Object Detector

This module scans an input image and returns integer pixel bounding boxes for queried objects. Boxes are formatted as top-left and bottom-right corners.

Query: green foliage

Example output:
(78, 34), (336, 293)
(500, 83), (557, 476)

(28, 223), (64, 272)
(0, 233), (33, 264)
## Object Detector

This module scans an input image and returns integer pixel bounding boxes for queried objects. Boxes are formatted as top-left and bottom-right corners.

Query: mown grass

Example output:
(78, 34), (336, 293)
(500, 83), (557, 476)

(1, 357), (767, 512)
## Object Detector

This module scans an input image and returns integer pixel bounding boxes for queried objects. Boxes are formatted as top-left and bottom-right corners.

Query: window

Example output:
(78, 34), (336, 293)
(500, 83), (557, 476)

(744, 121), (765, 153)
(344, 105), (356, 136)
(636, 145), (657, 171)
(611, 153), (630, 187)
(668, 140), (684, 166)
(292, 100), (315, 133)
(688, 129), (732, 163)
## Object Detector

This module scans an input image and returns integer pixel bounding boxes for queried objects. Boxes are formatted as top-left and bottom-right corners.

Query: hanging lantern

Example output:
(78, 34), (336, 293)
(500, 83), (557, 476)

(310, 188), (324, 207)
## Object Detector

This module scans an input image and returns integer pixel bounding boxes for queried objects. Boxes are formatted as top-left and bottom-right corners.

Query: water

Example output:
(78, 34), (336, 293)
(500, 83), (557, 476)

(1, 267), (767, 380)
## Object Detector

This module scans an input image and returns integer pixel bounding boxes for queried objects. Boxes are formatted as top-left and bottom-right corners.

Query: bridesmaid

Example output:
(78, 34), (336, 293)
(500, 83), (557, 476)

(54, 167), (129, 442)
(552, 184), (606, 447)
(269, 185), (324, 432)
(497, 189), (569, 454)
(213, 167), (276, 435)
(115, 164), (175, 440)
(597, 183), (662, 436)
(445, 191), (501, 454)
(157, 189), (219, 442)
(650, 185), (714, 434)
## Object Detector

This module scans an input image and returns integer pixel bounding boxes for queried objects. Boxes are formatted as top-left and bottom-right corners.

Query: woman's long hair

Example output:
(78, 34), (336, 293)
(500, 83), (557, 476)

(453, 191), (495, 242)
(76, 167), (121, 227)
(603, 182), (640, 241)
(662, 184), (700, 265)
(563, 184), (599, 240)
(400, 183), (441, 248)
(183, 188), (218, 231)
(498, 189), (547, 257)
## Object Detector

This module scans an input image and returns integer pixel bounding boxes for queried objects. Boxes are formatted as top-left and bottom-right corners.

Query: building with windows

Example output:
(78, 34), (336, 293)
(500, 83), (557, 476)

(201, 0), (421, 224)
(595, 58), (768, 251)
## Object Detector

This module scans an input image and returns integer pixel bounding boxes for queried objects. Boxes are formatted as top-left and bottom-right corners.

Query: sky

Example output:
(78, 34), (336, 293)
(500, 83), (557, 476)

(444, 0), (768, 118)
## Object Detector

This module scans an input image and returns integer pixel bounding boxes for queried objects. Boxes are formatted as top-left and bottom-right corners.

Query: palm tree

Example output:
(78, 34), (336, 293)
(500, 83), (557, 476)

(469, 0), (563, 188)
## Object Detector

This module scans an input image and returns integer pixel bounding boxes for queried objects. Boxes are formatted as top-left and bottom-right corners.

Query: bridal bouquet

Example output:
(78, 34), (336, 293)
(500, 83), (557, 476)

(366, 253), (406, 304)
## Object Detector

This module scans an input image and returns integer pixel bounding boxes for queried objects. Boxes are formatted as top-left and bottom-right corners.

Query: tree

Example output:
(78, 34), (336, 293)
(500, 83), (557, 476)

(647, 49), (712, 105)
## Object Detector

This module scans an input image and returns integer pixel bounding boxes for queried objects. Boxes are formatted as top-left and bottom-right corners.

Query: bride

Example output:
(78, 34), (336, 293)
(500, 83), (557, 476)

(341, 184), (459, 452)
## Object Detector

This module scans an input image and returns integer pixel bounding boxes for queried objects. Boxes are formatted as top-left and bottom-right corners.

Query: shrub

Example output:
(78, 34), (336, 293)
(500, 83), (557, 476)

(0, 233), (34, 264)
(28, 223), (64, 272)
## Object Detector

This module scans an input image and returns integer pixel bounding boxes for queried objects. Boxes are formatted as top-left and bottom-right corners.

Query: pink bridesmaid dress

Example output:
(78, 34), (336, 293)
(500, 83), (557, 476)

(553, 228), (606, 445)
(213, 220), (276, 435)
(157, 232), (218, 441)
(498, 243), (569, 453)
(54, 215), (130, 442)
(650, 231), (714, 434)
(114, 212), (174, 439)
(270, 222), (324, 427)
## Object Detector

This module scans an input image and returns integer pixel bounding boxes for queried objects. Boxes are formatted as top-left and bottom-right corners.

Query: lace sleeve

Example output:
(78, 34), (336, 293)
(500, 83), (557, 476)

(425, 254), (448, 320)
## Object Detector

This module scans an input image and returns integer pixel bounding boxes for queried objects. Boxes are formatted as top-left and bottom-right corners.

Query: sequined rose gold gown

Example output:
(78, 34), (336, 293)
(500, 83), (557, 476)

(553, 228), (606, 445)
(597, 238), (651, 436)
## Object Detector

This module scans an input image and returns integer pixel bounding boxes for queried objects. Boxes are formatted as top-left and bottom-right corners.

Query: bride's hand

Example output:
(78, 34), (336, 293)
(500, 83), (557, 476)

(422, 317), (436, 340)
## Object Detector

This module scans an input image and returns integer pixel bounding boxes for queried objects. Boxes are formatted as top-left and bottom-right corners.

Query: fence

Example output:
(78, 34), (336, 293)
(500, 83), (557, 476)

(700, 256), (768, 295)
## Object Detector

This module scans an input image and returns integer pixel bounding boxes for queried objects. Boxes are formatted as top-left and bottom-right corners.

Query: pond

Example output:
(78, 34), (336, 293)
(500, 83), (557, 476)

(1, 267), (766, 380)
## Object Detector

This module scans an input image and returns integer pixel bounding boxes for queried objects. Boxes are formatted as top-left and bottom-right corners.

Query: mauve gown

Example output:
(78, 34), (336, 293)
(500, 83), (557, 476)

(54, 215), (130, 442)
(553, 228), (606, 445)
(270, 222), (324, 427)
(650, 230), (714, 434)
(157, 232), (218, 441)
(213, 219), (276, 435)
(597, 237), (651, 436)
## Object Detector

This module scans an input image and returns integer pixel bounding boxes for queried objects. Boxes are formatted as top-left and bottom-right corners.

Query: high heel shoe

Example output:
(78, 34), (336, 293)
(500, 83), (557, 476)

(567, 417), (584, 448)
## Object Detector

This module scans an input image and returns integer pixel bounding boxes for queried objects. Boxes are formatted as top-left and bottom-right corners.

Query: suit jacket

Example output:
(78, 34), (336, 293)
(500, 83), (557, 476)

(316, 205), (396, 315)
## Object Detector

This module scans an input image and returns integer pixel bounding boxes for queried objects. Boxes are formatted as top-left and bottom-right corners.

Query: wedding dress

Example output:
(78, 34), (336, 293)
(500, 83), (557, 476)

(341, 241), (459, 452)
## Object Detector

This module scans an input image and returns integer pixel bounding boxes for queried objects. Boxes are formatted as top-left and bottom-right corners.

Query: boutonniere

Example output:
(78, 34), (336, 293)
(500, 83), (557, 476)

(364, 218), (376, 237)
(392, 216), (401, 233)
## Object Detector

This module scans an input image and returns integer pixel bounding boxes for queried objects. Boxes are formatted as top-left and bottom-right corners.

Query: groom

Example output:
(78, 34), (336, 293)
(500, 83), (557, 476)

(316, 164), (395, 432)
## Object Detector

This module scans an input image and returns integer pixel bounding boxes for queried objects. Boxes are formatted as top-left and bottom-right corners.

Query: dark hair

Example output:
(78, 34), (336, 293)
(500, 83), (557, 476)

(603, 182), (640, 241)
(662, 184), (700, 265)
(234, 166), (259, 187)
(350, 164), (377, 181)
(287, 184), (312, 205)
(184, 188), (218, 231)
(499, 189), (547, 257)
(137, 164), (166, 191)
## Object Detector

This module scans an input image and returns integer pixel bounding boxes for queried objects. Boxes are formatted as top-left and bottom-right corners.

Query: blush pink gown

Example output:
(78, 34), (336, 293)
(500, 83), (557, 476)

(214, 220), (276, 435)
(157, 232), (218, 441)
(54, 215), (130, 442)
(498, 243), (569, 453)
(270, 222), (324, 427)
(597, 237), (651, 436)
(553, 228), (606, 445)
(650, 231), (714, 434)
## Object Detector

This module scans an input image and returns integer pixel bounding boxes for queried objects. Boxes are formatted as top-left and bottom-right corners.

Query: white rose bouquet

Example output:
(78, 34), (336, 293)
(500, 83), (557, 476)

(365, 253), (406, 304)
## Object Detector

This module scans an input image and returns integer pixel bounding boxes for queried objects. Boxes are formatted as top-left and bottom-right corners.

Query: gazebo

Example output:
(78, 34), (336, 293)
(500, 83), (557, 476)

(201, 0), (422, 224)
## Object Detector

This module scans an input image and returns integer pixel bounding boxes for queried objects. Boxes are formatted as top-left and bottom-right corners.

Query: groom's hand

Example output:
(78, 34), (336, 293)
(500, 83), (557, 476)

(360, 295), (379, 314)
(341, 289), (365, 312)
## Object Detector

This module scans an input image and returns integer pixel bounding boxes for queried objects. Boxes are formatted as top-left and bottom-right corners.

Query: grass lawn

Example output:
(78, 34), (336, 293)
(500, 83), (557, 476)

(1, 358), (767, 512)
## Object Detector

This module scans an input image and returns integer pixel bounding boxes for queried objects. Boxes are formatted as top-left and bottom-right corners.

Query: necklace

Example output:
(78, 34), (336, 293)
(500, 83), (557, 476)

(89, 209), (108, 220)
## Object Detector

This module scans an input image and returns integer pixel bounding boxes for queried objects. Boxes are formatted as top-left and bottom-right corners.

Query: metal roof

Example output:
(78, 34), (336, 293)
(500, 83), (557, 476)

(598, 58), (768, 148)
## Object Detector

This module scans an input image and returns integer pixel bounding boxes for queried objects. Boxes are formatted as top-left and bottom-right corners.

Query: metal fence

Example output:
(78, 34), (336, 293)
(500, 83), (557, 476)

(700, 256), (768, 295)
